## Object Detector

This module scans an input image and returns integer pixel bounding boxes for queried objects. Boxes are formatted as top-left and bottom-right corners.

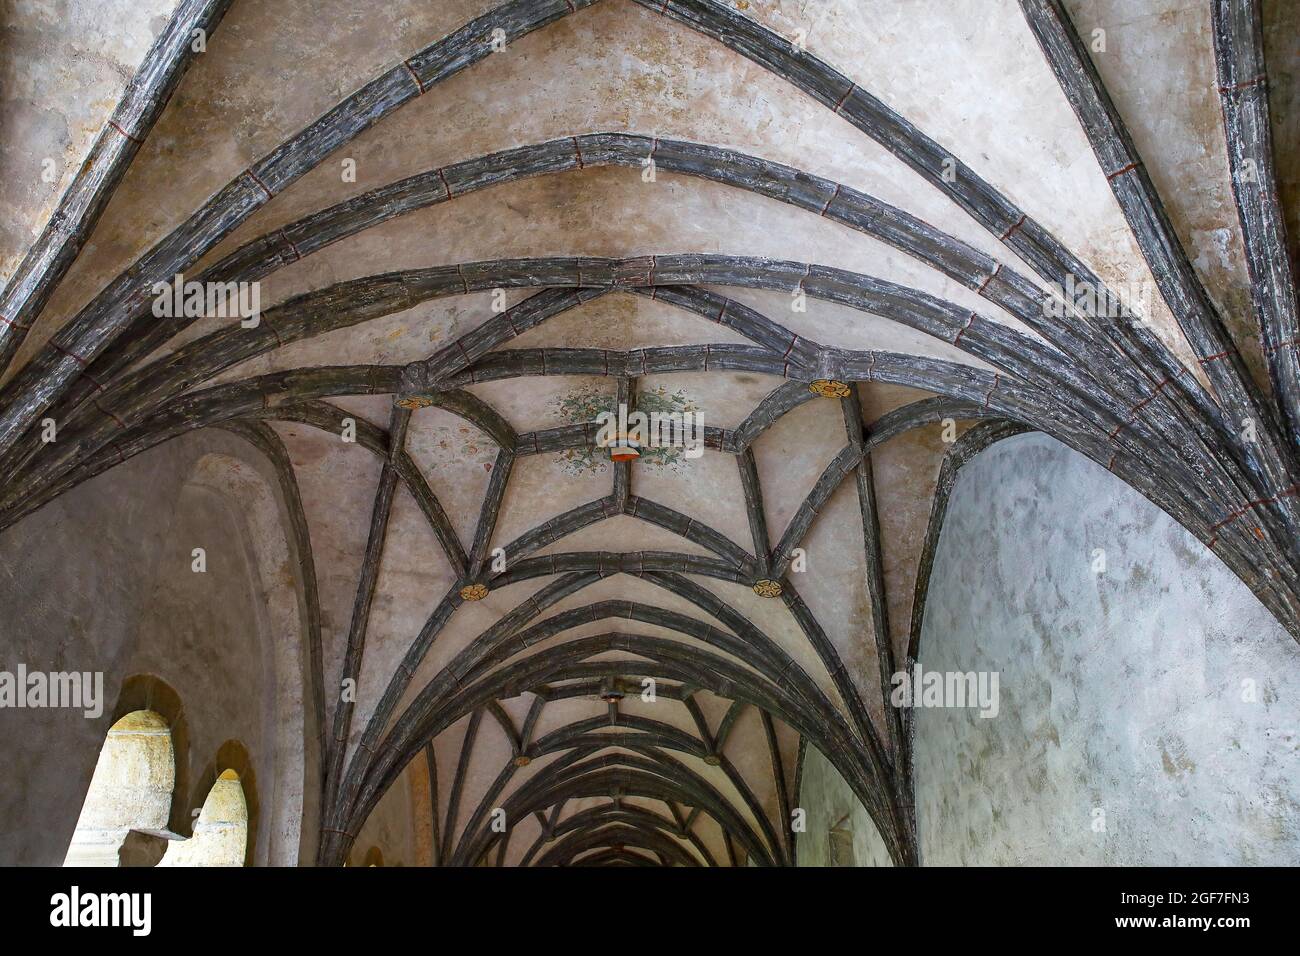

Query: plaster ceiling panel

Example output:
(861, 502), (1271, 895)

(199, 0), (1042, 285)
(873, 423), (950, 659)
(506, 615), (720, 656)
(489, 452), (612, 552)
(692, 812), (729, 860)
(530, 696), (616, 742)
(10, 0), (499, 359)
(1065, 0), (1262, 387)
(717, 703), (793, 824)
(0, 0), (180, 286)
(685, 574), (846, 713)
(233, 169), (1036, 346)
(466, 374), (615, 433)
(531, 512), (718, 560)
(346, 487), (460, 754)
(505, 291), (754, 351)
(430, 710), (477, 833)
(404, 406), (500, 548)
(170, 290), (513, 384)
(510, 618), (757, 679)
(495, 690), (538, 730)
(793, 477), (886, 728)
(532, 570), (734, 626)
(638, 369), (784, 431)
(385, 575), (560, 730)
(206, 303), (476, 386)
(630, 450), (752, 554)
(751, 393), (852, 539)
(690, 690), (734, 732)
(269, 421), (384, 722)
(550, 591), (661, 647)
(448, 716), (521, 842)
(497, 745), (569, 790)
(860, 382), (941, 422)
(773, 714), (802, 795)
(678, 757), (764, 814)
(737, 0), (1187, 361)
(11, 0), (1063, 379)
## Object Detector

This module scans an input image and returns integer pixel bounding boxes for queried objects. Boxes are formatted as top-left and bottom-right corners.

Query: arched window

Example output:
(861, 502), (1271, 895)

(63, 710), (175, 866)
(157, 769), (248, 867)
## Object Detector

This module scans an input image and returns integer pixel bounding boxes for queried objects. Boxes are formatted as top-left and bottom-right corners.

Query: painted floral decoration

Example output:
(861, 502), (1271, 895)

(551, 384), (702, 476)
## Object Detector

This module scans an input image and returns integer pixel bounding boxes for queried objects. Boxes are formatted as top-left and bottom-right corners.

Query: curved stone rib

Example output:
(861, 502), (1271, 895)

(14, 141), (1208, 537)
(251, 400), (469, 575)
(350, 609), (870, 831)
(321, 406), (408, 827)
(520, 802), (718, 867)
(0, 0), (598, 456)
(344, 634), (902, 864)
(215, 419), (328, 783)
(6, 5), (1268, 597)
(384, 656), (809, 866)
(0, 0), (236, 375)
(362, 596), (893, 823)
(1018, 0), (1300, 538)
(14, 256), (1222, 557)
(471, 753), (774, 866)
(47, 134), (1100, 420)
(535, 821), (703, 868)
(841, 385), (902, 757)
(9, 337), (1285, 633)
(7, 341), (1273, 623)
(458, 712), (778, 866)
(1211, 0), (1300, 449)
(770, 444), (862, 576)
(508, 741), (775, 866)
(637, 0), (1227, 445)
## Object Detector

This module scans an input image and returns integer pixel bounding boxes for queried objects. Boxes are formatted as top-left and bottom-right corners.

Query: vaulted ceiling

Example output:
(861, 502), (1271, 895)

(2, 0), (1298, 866)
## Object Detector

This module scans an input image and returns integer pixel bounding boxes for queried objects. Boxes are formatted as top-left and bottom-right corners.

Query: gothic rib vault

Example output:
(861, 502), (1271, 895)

(1, 0), (1298, 866)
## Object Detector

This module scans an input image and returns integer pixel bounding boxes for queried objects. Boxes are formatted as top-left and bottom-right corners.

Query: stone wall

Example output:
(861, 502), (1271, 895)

(794, 745), (892, 867)
(796, 432), (1300, 866)
(913, 433), (1300, 865)
(0, 429), (318, 865)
